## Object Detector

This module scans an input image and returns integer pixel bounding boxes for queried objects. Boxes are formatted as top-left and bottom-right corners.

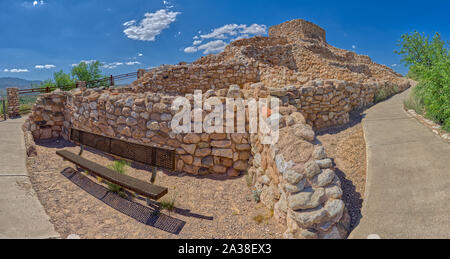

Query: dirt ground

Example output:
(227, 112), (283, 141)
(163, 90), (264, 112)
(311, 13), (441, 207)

(316, 110), (366, 231)
(27, 139), (284, 239)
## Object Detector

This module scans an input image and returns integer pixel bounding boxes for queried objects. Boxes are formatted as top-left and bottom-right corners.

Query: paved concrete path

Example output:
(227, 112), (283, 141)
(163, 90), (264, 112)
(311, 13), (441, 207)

(0, 116), (59, 239)
(349, 89), (450, 239)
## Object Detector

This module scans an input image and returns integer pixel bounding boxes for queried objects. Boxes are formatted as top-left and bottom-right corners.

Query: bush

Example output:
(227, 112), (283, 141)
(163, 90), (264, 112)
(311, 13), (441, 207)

(0, 99), (6, 116)
(396, 31), (450, 132)
(404, 87), (425, 115)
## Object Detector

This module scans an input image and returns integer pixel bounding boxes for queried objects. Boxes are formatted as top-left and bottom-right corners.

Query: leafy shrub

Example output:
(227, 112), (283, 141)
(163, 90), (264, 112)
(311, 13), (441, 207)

(404, 87), (425, 115)
(396, 31), (450, 132)
(0, 99), (6, 116)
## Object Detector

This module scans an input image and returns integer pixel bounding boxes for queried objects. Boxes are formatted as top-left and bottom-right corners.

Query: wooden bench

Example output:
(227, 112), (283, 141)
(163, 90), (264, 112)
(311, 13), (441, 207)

(56, 150), (168, 201)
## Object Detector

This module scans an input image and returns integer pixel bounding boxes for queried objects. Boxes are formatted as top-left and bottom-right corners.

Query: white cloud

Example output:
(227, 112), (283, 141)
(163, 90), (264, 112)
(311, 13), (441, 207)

(125, 61), (141, 66)
(35, 64), (55, 69)
(33, 0), (44, 7)
(4, 68), (29, 73)
(200, 24), (244, 40)
(123, 20), (136, 27)
(184, 46), (198, 53)
(184, 23), (267, 54)
(22, 0), (44, 8)
(138, 53), (143, 57)
(71, 60), (97, 67)
(241, 24), (267, 35)
(163, 1), (174, 8)
(123, 9), (181, 41)
(197, 40), (228, 54)
(200, 23), (267, 40)
(352, 45), (356, 49)
(392, 64), (398, 67)
(102, 62), (124, 69)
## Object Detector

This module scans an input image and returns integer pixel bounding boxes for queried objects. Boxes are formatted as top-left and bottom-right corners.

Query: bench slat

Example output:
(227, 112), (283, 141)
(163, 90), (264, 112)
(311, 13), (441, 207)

(56, 150), (168, 200)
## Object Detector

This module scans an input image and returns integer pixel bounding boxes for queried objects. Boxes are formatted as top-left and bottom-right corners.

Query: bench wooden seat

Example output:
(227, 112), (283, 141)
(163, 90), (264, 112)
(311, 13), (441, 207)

(56, 150), (168, 200)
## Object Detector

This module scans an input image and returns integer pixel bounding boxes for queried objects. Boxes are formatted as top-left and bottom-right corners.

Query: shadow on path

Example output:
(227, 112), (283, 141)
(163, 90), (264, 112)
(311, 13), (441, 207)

(334, 167), (363, 231)
(315, 109), (366, 232)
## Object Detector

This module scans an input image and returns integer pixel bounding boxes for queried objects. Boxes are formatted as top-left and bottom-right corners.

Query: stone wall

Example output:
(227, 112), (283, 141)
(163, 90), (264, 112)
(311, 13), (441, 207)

(6, 88), (20, 118)
(246, 79), (410, 129)
(269, 19), (327, 43)
(24, 87), (252, 176)
(23, 89), (70, 140)
(248, 110), (350, 239)
(131, 63), (259, 94)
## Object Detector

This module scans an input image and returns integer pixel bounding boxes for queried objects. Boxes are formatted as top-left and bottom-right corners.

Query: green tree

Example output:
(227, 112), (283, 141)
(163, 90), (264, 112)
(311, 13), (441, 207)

(396, 31), (450, 131)
(53, 70), (75, 88)
(34, 79), (56, 89)
(71, 61), (109, 88)
(32, 71), (74, 91)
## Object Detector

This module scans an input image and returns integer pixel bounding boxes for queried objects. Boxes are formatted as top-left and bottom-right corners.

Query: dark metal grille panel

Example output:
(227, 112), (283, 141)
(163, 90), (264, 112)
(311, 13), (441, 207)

(61, 168), (184, 234)
(155, 149), (175, 170)
(82, 131), (111, 153)
(71, 128), (175, 171)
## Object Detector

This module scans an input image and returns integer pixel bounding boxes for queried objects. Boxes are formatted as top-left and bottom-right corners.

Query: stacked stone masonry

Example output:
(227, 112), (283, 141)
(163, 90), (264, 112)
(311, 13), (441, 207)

(248, 109), (350, 239)
(24, 87), (252, 177)
(23, 19), (413, 239)
(7, 88), (20, 118)
(131, 63), (259, 94)
(23, 90), (70, 140)
(132, 19), (410, 100)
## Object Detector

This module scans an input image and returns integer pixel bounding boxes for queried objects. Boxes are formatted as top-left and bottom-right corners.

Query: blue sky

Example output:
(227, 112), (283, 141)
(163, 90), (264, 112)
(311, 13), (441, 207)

(1, 0), (449, 81)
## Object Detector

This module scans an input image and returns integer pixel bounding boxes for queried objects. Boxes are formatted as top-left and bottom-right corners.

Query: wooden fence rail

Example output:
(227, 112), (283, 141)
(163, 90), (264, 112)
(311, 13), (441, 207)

(17, 71), (142, 95)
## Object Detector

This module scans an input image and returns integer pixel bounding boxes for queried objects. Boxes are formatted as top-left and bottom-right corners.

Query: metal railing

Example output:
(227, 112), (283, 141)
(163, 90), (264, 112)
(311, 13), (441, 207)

(17, 71), (141, 95)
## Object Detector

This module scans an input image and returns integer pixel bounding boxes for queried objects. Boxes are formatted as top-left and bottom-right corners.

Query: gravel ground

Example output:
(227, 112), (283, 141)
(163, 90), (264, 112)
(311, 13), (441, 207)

(27, 139), (283, 239)
(316, 110), (366, 231)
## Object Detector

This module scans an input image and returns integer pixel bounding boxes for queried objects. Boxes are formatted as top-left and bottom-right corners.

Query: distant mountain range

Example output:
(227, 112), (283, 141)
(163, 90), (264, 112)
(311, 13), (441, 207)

(0, 77), (42, 92)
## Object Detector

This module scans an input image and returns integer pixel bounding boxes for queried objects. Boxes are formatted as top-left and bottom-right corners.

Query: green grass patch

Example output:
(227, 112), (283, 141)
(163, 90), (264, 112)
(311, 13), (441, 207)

(374, 85), (400, 103)
(404, 87), (426, 115)
(106, 160), (130, 198)
(159, 196), (176, 211)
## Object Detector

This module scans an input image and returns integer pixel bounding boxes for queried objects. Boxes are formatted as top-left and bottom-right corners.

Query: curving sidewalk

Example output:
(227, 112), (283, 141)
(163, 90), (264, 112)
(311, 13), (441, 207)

(349, 88), (450, 239)
(0, 116), (59, 239)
